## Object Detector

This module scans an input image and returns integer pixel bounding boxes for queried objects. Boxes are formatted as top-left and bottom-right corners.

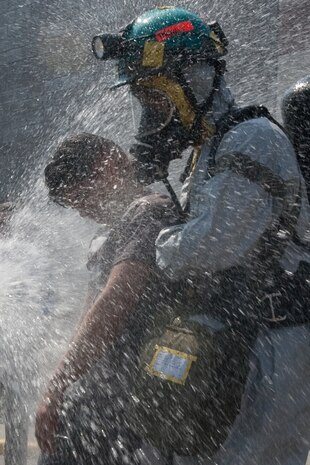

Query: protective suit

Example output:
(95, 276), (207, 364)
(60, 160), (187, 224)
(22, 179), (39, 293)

(155, 77), (310, 465)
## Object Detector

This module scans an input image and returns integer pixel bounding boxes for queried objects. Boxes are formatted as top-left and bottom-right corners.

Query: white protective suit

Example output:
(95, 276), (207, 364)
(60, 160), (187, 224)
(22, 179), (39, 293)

(154, 78), (310, 465)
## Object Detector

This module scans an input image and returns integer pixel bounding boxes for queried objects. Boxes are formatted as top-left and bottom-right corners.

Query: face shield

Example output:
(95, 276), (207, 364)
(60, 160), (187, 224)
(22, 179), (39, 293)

(130, 85), (175, 138)
(128, 77), (200, 183)
(183, 63), (215, 104)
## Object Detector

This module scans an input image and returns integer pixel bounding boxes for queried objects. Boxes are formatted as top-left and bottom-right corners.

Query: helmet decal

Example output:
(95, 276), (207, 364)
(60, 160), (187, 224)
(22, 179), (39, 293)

(155, 21), (195, 42)
(142, 41), (165, 68)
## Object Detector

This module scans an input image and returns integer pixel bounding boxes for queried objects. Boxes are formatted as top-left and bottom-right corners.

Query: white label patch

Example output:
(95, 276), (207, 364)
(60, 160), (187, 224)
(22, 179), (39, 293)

(153, 350), (189, 379)
(145, 345), (197, 385)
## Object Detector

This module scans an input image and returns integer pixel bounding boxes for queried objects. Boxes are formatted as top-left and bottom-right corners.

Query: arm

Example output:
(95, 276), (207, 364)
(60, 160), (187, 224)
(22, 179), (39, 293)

(156, 119), (300, 279)
(156, 171), (274, 278)
(36, 259), (150, 452)
(51, 259), (149, 389)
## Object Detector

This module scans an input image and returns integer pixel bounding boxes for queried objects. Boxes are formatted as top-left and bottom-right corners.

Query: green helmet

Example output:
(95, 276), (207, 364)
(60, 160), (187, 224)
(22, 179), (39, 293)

(92, 6), (228, 87)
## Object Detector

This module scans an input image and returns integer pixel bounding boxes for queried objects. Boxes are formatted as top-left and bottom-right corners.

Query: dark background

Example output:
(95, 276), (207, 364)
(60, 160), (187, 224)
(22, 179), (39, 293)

(0, 0), (309, 200)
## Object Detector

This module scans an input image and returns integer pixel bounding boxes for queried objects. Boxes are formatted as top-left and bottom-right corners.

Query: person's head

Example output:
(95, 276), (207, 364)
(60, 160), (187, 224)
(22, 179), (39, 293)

(281, 76), (310, 186)
(92, 7), (228, 182)
(45, 132), (143, 223)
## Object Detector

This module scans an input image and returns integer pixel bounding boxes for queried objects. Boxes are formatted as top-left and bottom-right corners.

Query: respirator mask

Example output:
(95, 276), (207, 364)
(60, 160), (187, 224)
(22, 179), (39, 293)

(129, 83), (193, 183)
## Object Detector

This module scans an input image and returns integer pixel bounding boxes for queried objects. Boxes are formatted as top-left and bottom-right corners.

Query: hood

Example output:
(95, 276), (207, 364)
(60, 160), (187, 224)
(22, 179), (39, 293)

(183, 62), (235, 123)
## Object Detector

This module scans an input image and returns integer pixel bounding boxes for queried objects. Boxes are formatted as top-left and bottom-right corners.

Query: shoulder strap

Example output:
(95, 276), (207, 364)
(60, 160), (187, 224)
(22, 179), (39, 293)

(180, 105), (284, 183)
(209, 106), (303, 261)
(208, 105), (284, 168)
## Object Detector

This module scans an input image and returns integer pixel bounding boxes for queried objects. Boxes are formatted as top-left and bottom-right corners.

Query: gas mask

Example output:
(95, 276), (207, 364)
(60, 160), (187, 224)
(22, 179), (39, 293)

(130, 83), (192, 183)
(129, 67), (219, 184)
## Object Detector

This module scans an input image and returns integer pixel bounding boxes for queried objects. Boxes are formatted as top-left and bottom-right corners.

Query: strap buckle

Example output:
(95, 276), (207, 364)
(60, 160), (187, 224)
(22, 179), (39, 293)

(261, 292), (287, 323)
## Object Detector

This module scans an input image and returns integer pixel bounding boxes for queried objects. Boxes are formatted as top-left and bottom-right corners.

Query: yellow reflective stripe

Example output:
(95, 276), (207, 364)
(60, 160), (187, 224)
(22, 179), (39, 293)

(210, 30), (225, 54)
(190, 145), (203, 173)
(200, 117), (216, 140)
(139, 76), (196, 128)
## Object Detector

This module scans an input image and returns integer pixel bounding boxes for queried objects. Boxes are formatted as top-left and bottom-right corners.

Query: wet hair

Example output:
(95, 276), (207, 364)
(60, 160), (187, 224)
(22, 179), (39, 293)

(45, 132), (120, 198)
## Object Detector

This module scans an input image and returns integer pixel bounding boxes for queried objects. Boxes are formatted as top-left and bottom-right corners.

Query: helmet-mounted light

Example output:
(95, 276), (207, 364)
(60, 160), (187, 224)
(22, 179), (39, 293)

(91, 34), (123, 60)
